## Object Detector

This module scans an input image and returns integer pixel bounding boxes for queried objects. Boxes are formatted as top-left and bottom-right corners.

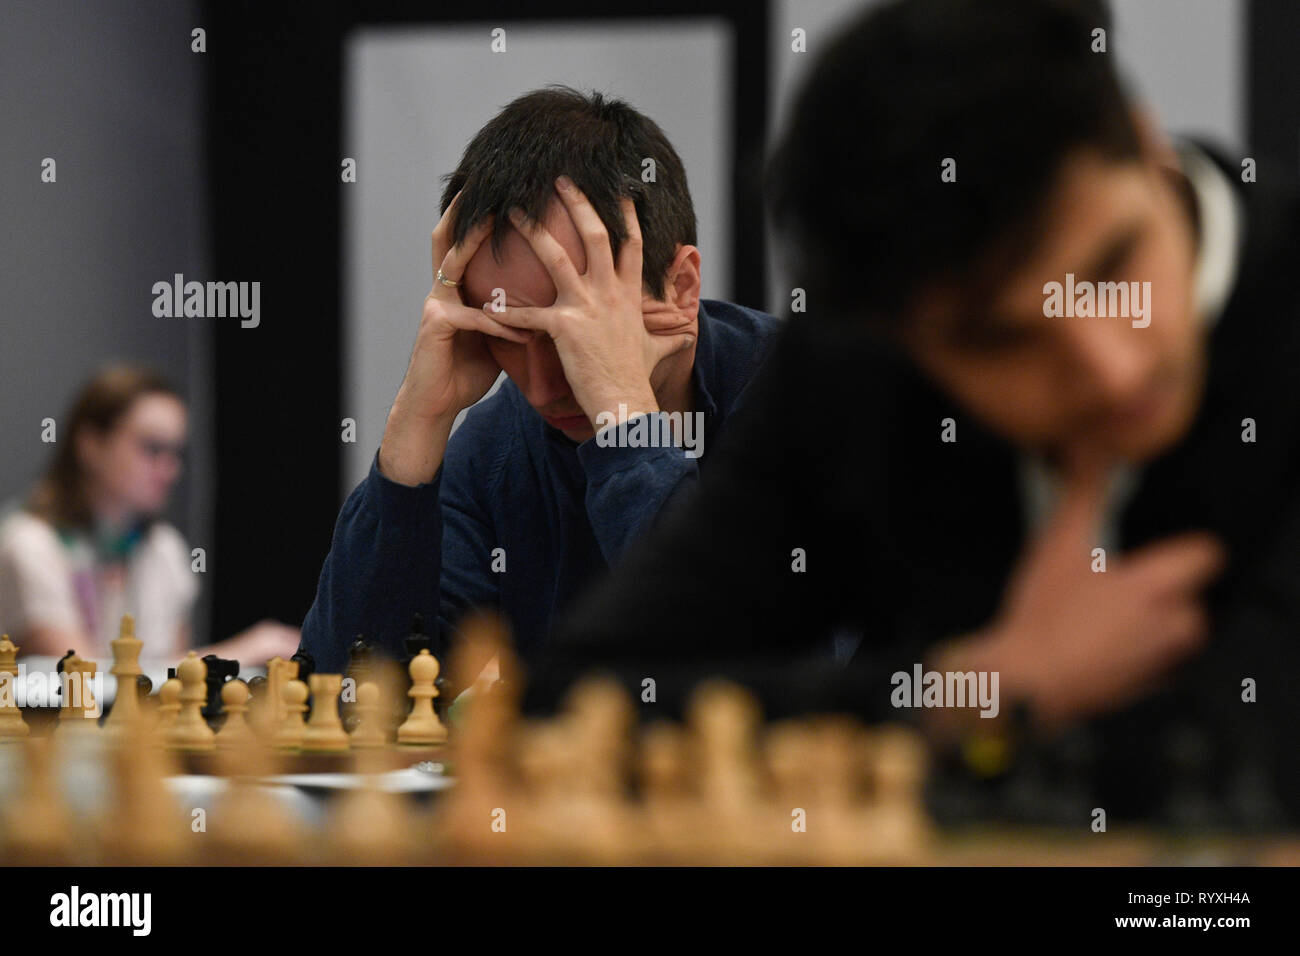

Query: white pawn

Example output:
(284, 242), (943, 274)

(215, 680), (255, 749)
(273, 679), (309, 750)
(397, 650), (447, 746)
(165, 652), (215, 752)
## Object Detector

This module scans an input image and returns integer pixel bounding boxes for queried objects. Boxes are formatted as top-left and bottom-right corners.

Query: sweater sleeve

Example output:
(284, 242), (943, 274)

(576, 413), (700, 564)
(300, 445), (500, 672)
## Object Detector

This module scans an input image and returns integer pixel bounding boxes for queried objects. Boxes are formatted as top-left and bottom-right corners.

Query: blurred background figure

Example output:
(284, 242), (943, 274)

(0, 366), (299, 663)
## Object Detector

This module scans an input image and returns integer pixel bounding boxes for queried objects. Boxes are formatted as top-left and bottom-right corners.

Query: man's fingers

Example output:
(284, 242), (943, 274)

(426, 296), (531, 344)
(615, 196), (644, 281)
(1124, 532), (1227, 597)
(553, 177), (615, 282)
(431, 191), (463, 279)
(450, 305), (531, 344)
(432, 216), (494, 303)
(508, 207), (582, 295)
(646, 328), (695, 365)
(487, 302), (555, 335)
(1037, 449), (1110, 560)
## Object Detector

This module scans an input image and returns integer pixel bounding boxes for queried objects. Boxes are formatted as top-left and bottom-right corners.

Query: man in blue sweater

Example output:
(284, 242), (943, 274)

(301, 87), (779, 673)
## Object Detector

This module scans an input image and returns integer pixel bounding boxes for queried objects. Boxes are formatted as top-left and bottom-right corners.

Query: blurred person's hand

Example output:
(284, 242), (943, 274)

(380, 194), (532, 486)
(491, 181), (694, 429)
(202, 619), (301, 667)
(930, 448), (1225, 732)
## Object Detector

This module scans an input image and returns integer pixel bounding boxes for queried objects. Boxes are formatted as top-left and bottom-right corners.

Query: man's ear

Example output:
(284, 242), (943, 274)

(1130, 105), (1179, 171)
(659, 244), (702, 316)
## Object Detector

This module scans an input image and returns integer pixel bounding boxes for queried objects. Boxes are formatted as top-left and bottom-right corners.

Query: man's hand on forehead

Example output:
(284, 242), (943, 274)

(484, 178), (691, 426)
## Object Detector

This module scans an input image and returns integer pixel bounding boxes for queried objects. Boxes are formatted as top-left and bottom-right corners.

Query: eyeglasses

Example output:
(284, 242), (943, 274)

(136, 438), (187, 461)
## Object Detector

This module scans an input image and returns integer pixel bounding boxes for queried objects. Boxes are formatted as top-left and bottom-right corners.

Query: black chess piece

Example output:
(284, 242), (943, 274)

(1046, 726), (1097, 827)
(54, 649), (76, 703)
(290, 648), (316, 685)
(200, 655), (240, 721)
(1162, 722), (1218, 830)
(403, 613), (432, 662)
(1000, 728), (1055, 826)
(346, 637), (373, 685)
(1225, 743), (1286, 833)
(135, 674), (153, 697)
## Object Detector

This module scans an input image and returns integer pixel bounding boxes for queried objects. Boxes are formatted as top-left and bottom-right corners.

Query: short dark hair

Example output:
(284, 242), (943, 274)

(767, 0), (1141, 326)
(441, 86), (698, 300)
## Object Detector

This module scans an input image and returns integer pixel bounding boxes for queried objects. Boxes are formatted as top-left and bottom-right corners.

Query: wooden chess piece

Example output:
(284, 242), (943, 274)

(301, 673), (350, 753)
(265, 656), (298, 728)
(866, 725), (934, 862)
(103, 613), (144, 733)
(686, 680), (765, 862)
(156, 669), (182, 734)
(397, 650), (447, 746)
(0, 635), (30, 739)
(214, 679), (256, 749)
(210, 744), (304, 863)
(0, 737), (73, 863)
(638, 722), (699, 861)
(165, 652), (216, 752)
(327, 749), (414, 864)
(54, 653), (98, 736)
(273, 678), (309, 750)
(563, 678), (637, 862)
(434, 613), (520, 860)
(100, 723), (187, 864)
(349, 681), (387, 748)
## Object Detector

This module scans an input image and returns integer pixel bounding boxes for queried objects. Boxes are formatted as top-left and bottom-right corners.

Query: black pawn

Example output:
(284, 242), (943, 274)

(403, 613), (431, 661)
(290, 648), (316, 685)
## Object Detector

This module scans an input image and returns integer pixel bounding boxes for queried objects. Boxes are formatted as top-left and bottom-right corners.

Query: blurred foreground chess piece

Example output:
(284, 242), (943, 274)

(327, 749), (417, 864)
(209, 744), (305, 864)
(103, 614), (143, 734)
(397, 650), (447, 746)
(99, 723), (188, 864)
(435, 612), (519, 860)
(0, 635), (30, 738)
(0, 737), (73, 863)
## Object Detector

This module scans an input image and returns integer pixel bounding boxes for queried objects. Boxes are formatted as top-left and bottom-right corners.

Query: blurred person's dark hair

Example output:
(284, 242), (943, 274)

(28, 365), (182, 529)
(441, 85), (698, 300)
(767, 0), (1139, 327)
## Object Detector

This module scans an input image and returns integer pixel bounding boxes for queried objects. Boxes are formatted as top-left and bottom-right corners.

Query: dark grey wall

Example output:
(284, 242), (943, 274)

(0, 0), (212, 641)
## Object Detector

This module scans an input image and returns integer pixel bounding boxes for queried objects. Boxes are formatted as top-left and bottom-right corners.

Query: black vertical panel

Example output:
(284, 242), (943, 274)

(205, 0), (769, 640)
(204, 1), (346, 640)
(1249, 0), (1300, 168)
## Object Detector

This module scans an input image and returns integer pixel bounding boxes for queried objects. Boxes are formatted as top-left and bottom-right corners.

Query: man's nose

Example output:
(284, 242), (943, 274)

(520, 335), (570, 407)
(1062, 322), (1152, 403)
